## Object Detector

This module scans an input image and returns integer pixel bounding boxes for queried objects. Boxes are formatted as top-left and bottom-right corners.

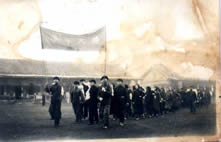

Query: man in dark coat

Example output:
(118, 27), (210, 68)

(152, 87), (161, 116)
(132, 84), (144, 120)
(88, 79), (99, 125)
(159, 88), (166, 115)
(45, 77), (62, 127)
(98, 75), (112, 129)
(80, 79), (89, 120)
(179, 88), (187, 108)
(70, 81), (85, 122)
(124, 85), (132, 119)
(110, 83), (118, 120)
(145, 87), (154, 118)
(15, 86), (22, 100)
(188, 88), (197, 113)
(114, 79), (128, 126)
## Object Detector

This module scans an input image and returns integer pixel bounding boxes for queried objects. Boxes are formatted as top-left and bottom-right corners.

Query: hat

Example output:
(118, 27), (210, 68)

(146, 86), (151, 90)
(125, 84), (129, 88)
(100, 75), (109, 81)
(80, 79), (85, 82)
(53, 76), (60, 81)
(117, 79), (123, 82)
(89, 79), (96, 84)
(73, 81), (80, 85)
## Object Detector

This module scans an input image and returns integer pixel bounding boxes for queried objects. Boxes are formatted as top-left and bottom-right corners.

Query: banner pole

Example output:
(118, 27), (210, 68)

(104, 26), (107, 75)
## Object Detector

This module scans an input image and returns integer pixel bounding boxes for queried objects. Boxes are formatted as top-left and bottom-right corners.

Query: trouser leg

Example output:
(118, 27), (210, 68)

(84, 101), (89, 119)
(119, 103), (125, 123)
(99, 105), (104, 120)
(104, 105), (110, 127)
(94, 105), (99, 122)
(49, 103), (54, 119)
(89, 104), (94, 124)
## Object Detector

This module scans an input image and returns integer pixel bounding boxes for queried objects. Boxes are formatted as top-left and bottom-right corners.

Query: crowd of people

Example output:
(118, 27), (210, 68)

(45, 76), (214, 128)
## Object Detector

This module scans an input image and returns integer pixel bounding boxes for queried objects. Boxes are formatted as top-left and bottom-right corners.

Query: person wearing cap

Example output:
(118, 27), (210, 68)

(152, 87), (161, 117)
(145, 86), (154, 118)
(70, 81), (85, 122)
(88, 79), (99, 125)
(159, 88), (167, 115)
(98, 75), (112, 129)
(45, 76), (62, 127)
(79, 79), (89, 120)
(114, 79), (128, 126)
(124, 84), (133, 119)
(187, 88), (197, 113)
(132, 84), (145, 120)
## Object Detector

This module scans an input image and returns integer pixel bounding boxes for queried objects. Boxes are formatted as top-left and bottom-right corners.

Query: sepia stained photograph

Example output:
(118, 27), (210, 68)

(0, 0), (220, 142)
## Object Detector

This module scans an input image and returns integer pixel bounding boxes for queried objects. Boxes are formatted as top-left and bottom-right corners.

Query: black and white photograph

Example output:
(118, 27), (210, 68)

(0, 0), (219, 142)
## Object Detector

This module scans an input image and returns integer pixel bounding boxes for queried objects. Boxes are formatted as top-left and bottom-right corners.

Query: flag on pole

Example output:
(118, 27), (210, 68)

(40, 26), (106, 51)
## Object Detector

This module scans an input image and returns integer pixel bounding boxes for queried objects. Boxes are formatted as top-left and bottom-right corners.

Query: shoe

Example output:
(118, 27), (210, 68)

(54, 124), (59, 128)
(120, 122), (124, 127)
(103, 126), (108, 129)
(88, 123), (94, 125)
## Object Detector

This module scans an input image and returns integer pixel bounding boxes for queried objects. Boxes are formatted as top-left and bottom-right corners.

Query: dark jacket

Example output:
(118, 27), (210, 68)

(99, 83), (112, 106)
(132, 88), (144, 105)
(114, 85), (128, 104)
(188, 90), (197, 103)
(145, 90), (153, 107)
(46, 83), (62, 103)
(89, 85), (99, 104)
(70, 87), (85, 104)
(152, 91), (160, 111)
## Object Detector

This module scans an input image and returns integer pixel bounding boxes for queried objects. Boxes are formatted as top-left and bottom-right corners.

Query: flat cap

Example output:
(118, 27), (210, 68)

(89, 79), (96, 84)
(73, 81), (80, 85)
(53, 76), (60, 81)
(100, 75), (109, 81)
(117, 79), (123, 82)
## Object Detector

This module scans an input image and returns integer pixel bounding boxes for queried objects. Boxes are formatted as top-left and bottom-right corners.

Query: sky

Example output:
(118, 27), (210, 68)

(0, 0), (219, 80)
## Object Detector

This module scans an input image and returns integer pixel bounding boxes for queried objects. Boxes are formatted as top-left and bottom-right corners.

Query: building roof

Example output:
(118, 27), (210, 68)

(0, 59), (134, 79)
(141, 64), (181, 85)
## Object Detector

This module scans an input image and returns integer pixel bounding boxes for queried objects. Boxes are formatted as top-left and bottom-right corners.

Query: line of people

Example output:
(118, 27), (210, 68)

(45, 76), (213, 128)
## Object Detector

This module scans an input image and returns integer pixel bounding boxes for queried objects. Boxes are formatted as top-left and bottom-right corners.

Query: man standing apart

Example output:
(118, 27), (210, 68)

(98, 76), (112, 129)
(114, 79), (128, 126)
(45, 77), (62, 127)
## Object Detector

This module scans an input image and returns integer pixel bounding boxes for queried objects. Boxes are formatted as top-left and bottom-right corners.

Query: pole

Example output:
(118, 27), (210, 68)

(39, 23), (49, 89)
(104, 26), (107, 75)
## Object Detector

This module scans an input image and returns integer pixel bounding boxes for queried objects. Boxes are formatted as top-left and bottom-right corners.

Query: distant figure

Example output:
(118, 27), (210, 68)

(124, 85), (132, 119)
(88, 79), (99, 125)
(15, 86), (22, 100)
(42, 92), (46, 106)
(152, 87), (161, 116)
(45, 77), (62, 127)
(65, 92), (70, 104)
(98, 75), (112, 129)
(132, 84), (145, 120)
(145, 87), (154, 118)
(70, 81), (85, 123)
(188, 88), (197, 113)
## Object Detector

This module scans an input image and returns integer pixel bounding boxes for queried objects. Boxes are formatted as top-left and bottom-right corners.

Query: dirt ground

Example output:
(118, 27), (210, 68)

(0, 100), (216, 142)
